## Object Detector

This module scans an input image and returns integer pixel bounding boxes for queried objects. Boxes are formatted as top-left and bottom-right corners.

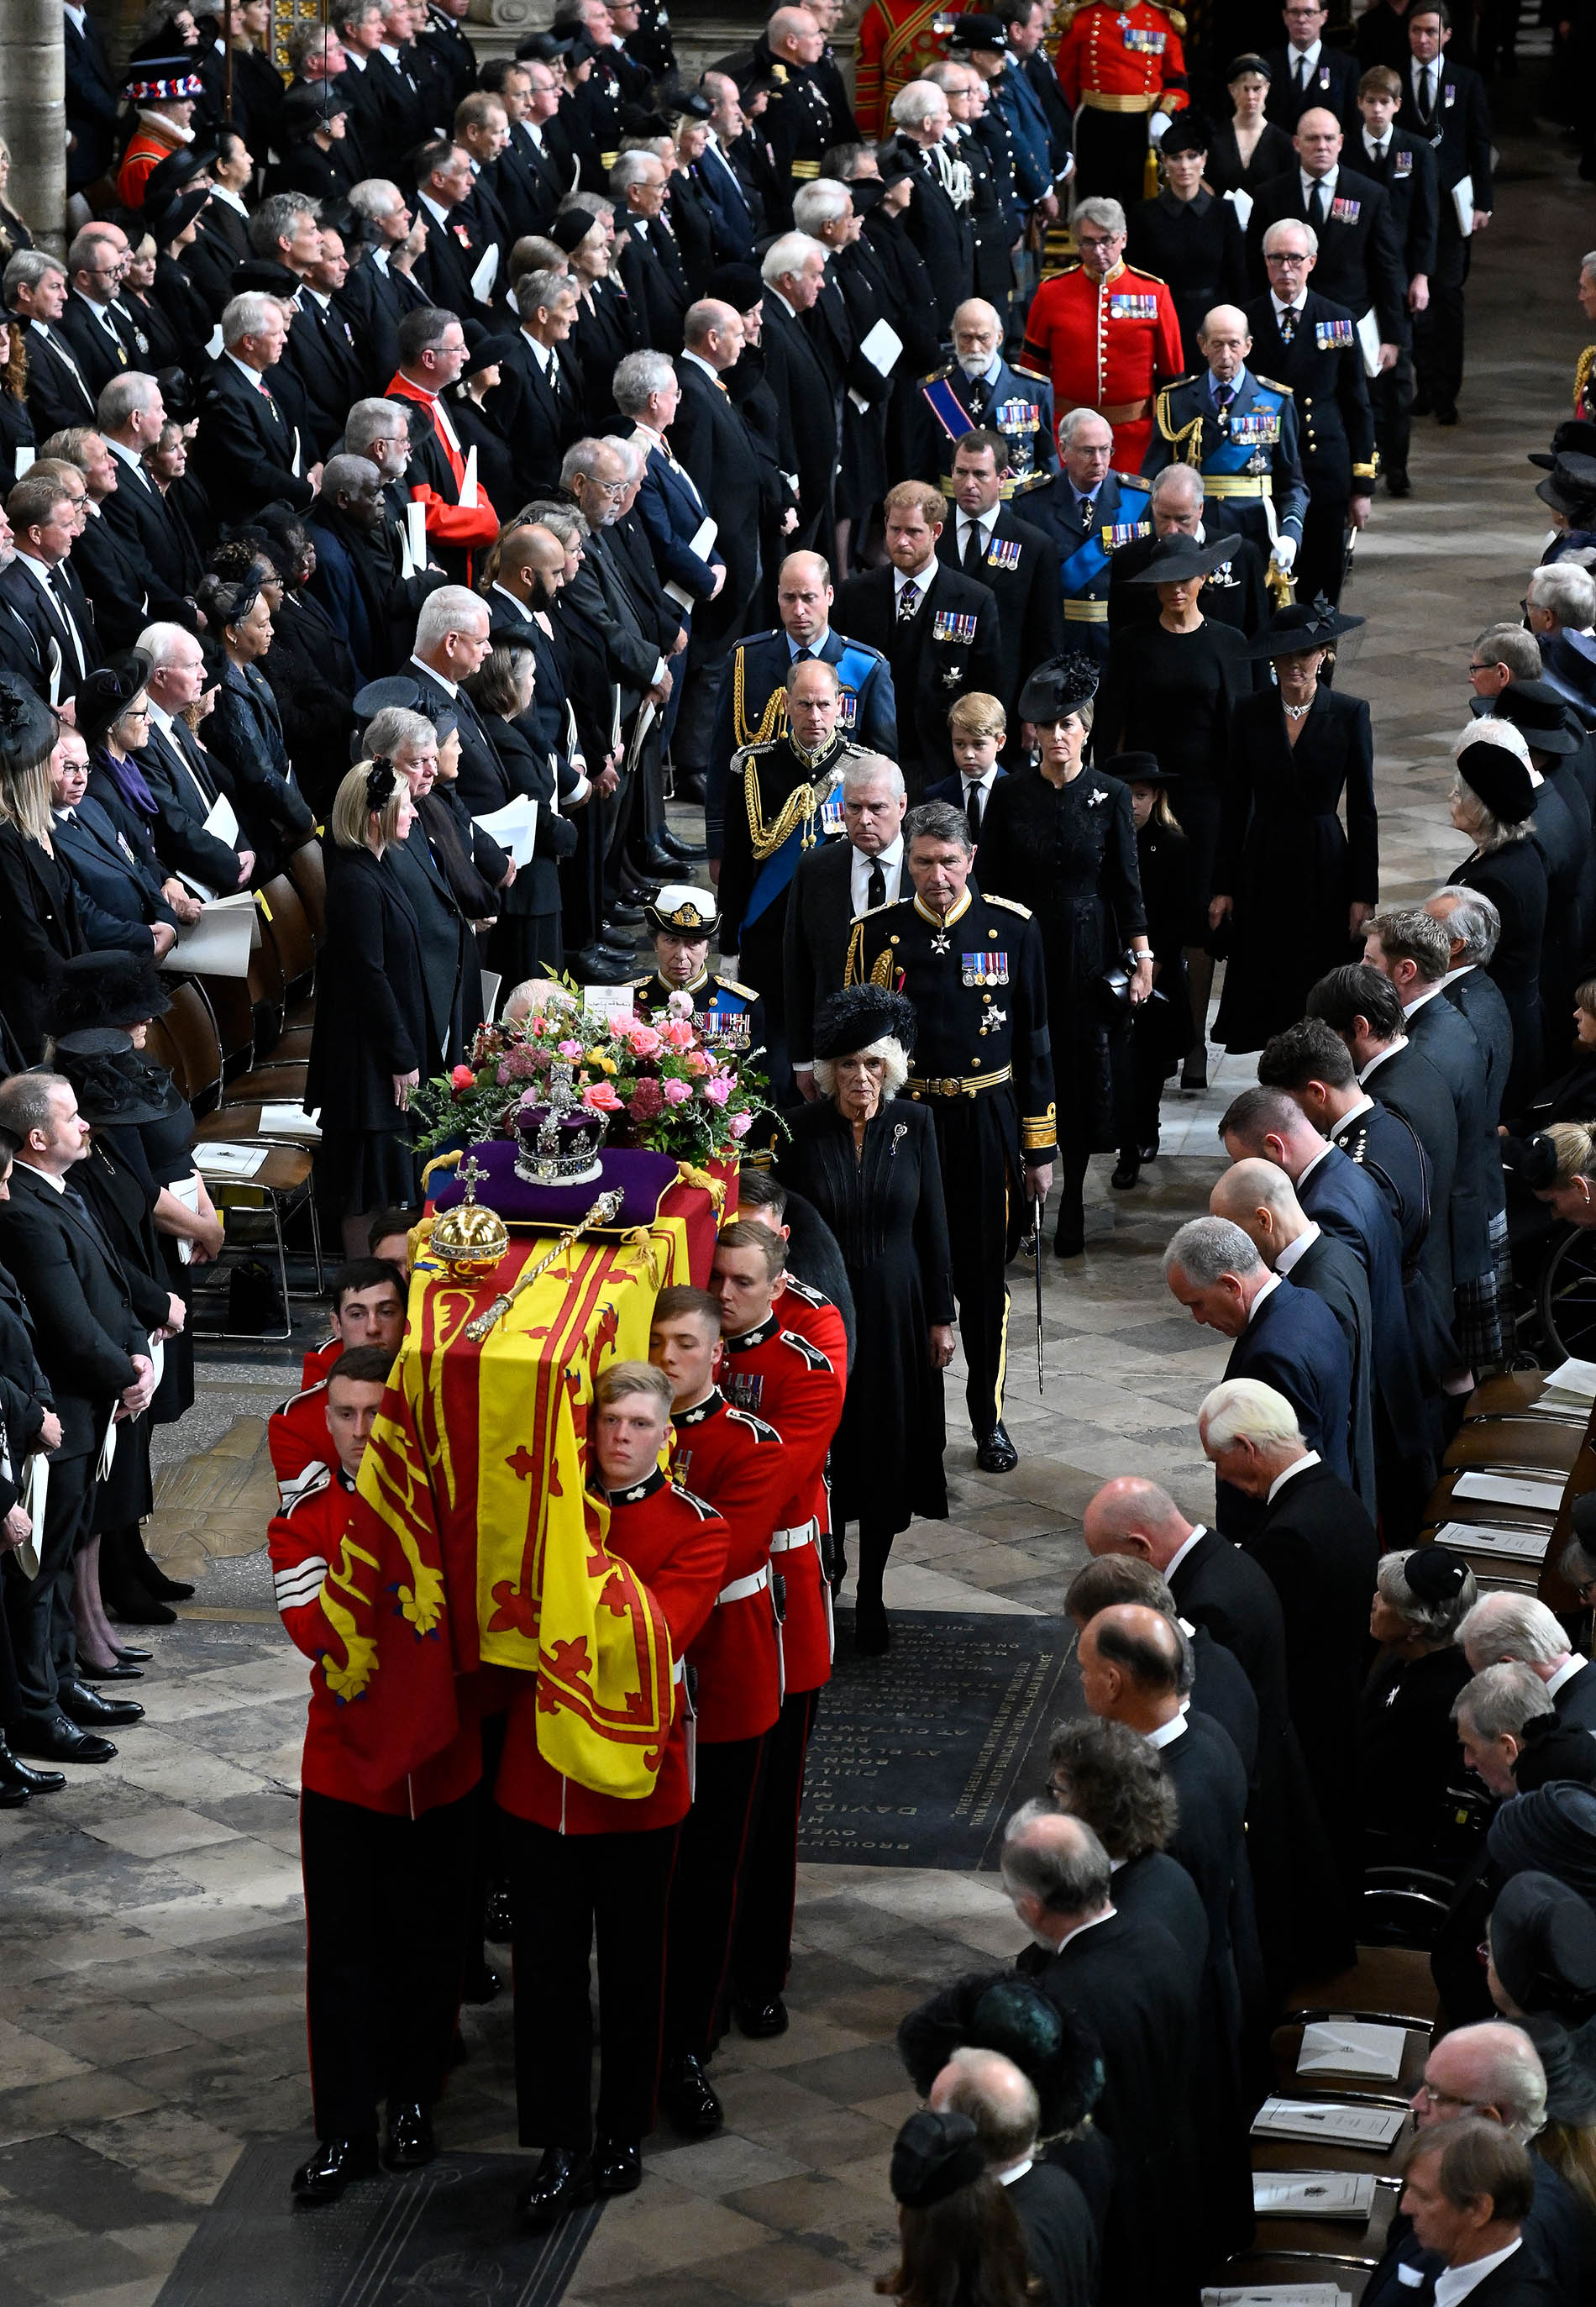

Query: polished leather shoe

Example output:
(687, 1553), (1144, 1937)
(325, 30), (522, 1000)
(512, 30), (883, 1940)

(516, 2147), (595, 2232)
(853, 1592), (890, 1655)
(142, 1570), (193, 1600)
(0, 1738), (65, 1795)
(484, 1882), (512, 1941)
(461, 1959), (501, 2004)
(10, 1712), (115, 1764)
(573, 948), (636, 985)
(673, 770), (707, 805)
(1137, 1138), (1160, 1164)
(1179, 1048), (1208, 1092)
(291, 2136), (378, 2205)
(663, 2052), (723, 2137)
(595, 2139), (642, 2194)
(631, 842), (676, 875)
(113, 1646), (154, 1664)
(975, 1423), (1019, 1473)
(734, 1996), (788, 2038)
(0, 1763), (28, 1806)
(606, 901), (647, 927)
(60, 1682), (144, 1728)
(1110, 1154), (1139, 1190)
(1385, 470), (1411, 497)
(660, 831), (707, 861)
(78, 1658), (144, 1680)
(1435, 399), (1458, 426)
(383, 2099), (436, 2169)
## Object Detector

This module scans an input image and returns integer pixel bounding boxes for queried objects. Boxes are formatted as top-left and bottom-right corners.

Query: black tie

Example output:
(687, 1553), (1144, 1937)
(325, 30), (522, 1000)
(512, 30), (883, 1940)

(171, 717), (218, 806)
(867, 859), (886, 910)
(961, 518), (981, 570)
(38, 570), (83, 670)
(1294, 54), (1308, 90)
(965, 781), (984, 837)
(1420, 64), (1435, 122)
(1309, 177), (1327, 229)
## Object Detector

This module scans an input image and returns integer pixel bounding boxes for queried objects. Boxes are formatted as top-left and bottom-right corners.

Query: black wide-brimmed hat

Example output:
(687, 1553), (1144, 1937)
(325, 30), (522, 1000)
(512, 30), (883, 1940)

(1016, 653), (1098, 724)
(1530, 421), (1596, 471)
(1536, 453), (1596, 518)
(644, 883), (721, 939)
(1479, 678), (1583, 757)
(75, 653), (154, 752)
(550, 207), (598, 254)
(1104, 749), (1179, 787)
(1241, 596), (1364, 658)
(947, 10), (1009, 49)
(1491, 1871), (1596, 2021)
(1124, 533), (1234, 586)
(0, 675), (55, 774)
(462, 321), (518, 376)
(1456, 725), (1536, 824)
(813, 985), (917, 1063)
(279, 81), (352, 139)
(53, 1038), (186, 1127)
(148, 185), (211, 247)
(49, 952), (172, 1036)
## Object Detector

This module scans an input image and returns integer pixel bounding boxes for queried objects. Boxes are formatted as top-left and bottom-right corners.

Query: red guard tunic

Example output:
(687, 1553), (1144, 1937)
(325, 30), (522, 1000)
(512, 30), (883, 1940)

(1019, 257), (1184, 470)
(269, 1464), (480, 1814)
(669, 1388), (787, 1745)
(720, 1282), (847, 1698)
(853, 0), (961, 139)
(1055, 0), (1189, 113)
(495, 1469), (729, 1833)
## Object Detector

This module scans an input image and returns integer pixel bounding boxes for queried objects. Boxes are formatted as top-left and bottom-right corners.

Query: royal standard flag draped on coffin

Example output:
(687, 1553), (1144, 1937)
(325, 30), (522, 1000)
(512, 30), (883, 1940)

(318, 1185), (711, 1800)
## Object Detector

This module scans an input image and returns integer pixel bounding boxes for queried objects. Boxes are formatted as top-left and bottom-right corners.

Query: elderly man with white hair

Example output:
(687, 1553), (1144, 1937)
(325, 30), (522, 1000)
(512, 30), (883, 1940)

(758, 231), (841, 558)
(911, 297), (1059, 489)
(1197, 1375), (1378, 1894)
(195, 289), (321, 518)
(1141, 302), (1308, 582)
(611, 150), (689, 353)
(929, 2047), (1099, 2307)
(135, 621), (256, 894)
(1459, 1594), (1596, 1731)
(1018, 195), (1183, 469)
(885, 81), (976, 328)
(1525, 560), (1596, 723)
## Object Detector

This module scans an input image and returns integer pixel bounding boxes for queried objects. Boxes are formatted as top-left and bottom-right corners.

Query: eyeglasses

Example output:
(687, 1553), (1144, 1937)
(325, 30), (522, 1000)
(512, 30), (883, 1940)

(1415, 2083), (1477, 2109)
(590, 477), (627, 497)
(1266, 252), (1310, 266)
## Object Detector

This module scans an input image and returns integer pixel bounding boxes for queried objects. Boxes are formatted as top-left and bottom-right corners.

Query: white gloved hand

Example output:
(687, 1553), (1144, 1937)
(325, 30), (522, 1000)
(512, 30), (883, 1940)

(1147, 110), (1171, 144)
(1271, 536), (1298, 573)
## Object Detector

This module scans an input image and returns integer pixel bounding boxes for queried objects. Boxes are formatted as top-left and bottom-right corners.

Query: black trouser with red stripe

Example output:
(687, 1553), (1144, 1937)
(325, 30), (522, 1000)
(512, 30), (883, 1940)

(730, 1689), (822, 2009)
(501, 1811), (680, 2152)
(664, 1732), (769, 2062)
(300, 1787), (471, 2142)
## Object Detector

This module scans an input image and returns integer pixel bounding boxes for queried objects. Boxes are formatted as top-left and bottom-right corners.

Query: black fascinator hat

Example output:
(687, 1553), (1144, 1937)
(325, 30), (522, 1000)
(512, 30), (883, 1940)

(1016, 653), (1098, 725)
(812, 985), (918, 1063)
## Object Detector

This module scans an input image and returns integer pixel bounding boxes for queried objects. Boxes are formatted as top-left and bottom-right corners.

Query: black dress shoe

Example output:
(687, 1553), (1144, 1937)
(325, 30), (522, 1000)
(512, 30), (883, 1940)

(594, 2139), (642, 2194)
(10, 1712), (115, 1764)
(660, 831), (707, 861)
(59, 1681), (144, 1727)
(1411, 386), (1433, 416)
(383, 2099), (436, 2169)
(1435, 399), (1458, 426)
(1385, 469), (1411, 497)
(113, 1646), (154, 1664)
(975, 1422), (1019, 1473)
(78, 1659), (144, 1680)
(631, 842), (676, 875)
(291, 2136), (379, 2205)
(1110, 1153), (1138, 1190)
(734, 1996), (788, 2038)
(516, 2147), (595, 2232)
(1053, 1217), (1084, 1258)
(1137, 1138), (1160, 1163)
(674, 770), (707, 805)
(663, 2052), (724, 2136)
(484, 1882), (512, 1941)
(0, 1737), (65, 1795)
(606, 901), (647, 927)
(573, 948), (637, 985)
(853, 1591), (890, 1655)
(461, 1959), (501, 2004)
(106, 1591), (177, 1626)
(141, 1570), (194, 1600)
(1179, 1048), (1208, 1091)
(0, 1763), (28, 1807)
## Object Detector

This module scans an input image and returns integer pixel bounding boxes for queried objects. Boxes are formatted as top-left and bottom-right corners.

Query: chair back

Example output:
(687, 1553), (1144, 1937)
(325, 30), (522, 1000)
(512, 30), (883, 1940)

(148, 980), (223, 1113)
(198, 972), (255, 1081)
(286, 839), (326, 946)
(260, 875), (316, 997)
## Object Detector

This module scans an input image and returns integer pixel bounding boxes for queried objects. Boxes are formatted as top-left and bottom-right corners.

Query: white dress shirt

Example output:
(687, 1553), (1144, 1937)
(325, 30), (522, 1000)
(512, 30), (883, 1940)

(1433, 2240), (1522, 2307)
(956, 507), (997, 563)
(1162, 1525), (1205, 1580)
(850, 833), (905, 919)
(1274, 1220), (1321, 1275)
(1267, 1448), (1321, 1503)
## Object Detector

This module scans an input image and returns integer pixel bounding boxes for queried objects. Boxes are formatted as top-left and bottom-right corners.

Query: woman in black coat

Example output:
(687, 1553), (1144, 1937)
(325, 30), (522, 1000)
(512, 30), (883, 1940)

(772, 987), (954, 1657)
(1447, 727), (1551, 1113)
(447, 335), (518, 525)
(0, 681), (113, 1064)
(1357, 1544), (1478, 1875)
(307, 762), (439, 1255)
(464, 640), (578, 985)
(1126, 113), (1249, 363)
(1110, 753), (1194, 1185)
(1210, 600), (1379, 1054)
(976, 659), (1152, 1258)
(567, 213), (638, 411)
(225, 517), (360, 820)
(1205, 55), (1295, 197)
(192, 572), (316, 874)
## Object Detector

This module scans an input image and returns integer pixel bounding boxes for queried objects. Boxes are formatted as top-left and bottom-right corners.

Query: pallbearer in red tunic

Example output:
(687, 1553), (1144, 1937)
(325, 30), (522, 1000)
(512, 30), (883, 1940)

(1020, 197), (1185, 470)
(648, 1286), (789, 2139)
(711, 1222), (847, 2039)
(496, 1362), (729, 2234)
(266, 1259), (407, 1500)
(269, 1348), (481, 2208)
(1053, 0), (1189, 212)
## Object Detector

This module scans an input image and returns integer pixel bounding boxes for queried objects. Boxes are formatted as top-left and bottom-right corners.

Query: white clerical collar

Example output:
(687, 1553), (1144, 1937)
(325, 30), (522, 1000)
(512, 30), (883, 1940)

(997, 2157), (1034, 2186)
(1274, 1218), (1320, 1275)
(1434, 2240), (1522, 2307)
(1162, 1525), (1205, 1579)
(410, 652), (455, 696)
(1268, 1449), (1320, 1502)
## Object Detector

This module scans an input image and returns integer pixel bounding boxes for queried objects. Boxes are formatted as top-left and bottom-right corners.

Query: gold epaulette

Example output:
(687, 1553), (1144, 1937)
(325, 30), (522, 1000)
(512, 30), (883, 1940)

(985, 894), (1034, 919)
(1255, 375), (1295, 396)
(1145, 0), (1186, 25)
(919, 360), (953, 385)
(713, 975), (761, 1001)
(1121, 260), (1168, 286)
(1009, 469), (1051, 496)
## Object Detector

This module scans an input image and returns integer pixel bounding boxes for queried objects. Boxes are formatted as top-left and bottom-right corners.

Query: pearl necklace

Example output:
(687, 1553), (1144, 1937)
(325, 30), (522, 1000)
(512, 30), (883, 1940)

(1282, 696), (1314, 721)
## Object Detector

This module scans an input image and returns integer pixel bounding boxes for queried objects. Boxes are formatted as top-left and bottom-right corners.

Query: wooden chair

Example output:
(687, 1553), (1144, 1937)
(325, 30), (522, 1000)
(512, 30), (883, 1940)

(286, 838), (326, 947)
(190, 1133), (323, 1337)
(259, 874), (316, 1023)
(246, 930), (313, 1061)
(191, 974), (307, 1106)
(1287, 1947), (1440, 2029)
(144, 981), (223, 1117)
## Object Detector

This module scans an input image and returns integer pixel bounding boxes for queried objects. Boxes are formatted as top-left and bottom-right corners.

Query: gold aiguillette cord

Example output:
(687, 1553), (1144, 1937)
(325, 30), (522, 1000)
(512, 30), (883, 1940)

(464, 1189), (625, 1342)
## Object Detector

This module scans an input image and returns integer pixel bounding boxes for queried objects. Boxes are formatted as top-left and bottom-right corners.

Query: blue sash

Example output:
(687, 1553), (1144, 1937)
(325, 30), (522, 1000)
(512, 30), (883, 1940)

(1059, 482), (1152, 596)
(1201, 384), (1288, 476)
(921, 373), (974, 445)
(745, 825), (814, 933)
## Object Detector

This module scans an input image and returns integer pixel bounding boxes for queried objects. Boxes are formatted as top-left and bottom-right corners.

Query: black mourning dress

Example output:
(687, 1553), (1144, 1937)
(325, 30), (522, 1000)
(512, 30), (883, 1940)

(1126, 188), (1249, 366)
(1447, 837), (1548, 1113)
(773, 1096), (953, 1539)
(1095, 617), (1249, 933)
(1357, 1642), (1473, 1872)
(1212, 681), (1379, 1053)
(1126, 810), (1196, 1148)
(1205, 118), (1296, 197)
(977, 764), (1148, 1160)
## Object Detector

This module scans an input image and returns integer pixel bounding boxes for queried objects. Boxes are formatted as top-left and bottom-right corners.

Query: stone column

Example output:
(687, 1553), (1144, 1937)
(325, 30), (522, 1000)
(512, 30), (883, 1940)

(3, 0), (68, 257)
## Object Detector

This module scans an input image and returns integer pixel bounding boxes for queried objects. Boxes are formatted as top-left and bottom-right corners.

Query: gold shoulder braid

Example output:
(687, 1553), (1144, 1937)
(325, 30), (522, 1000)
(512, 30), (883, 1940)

(733, 646), (789, 750)
(743, 754), (836, 864)
(1578, 344), (1596, 416)
(1154, 384), (1205, 465)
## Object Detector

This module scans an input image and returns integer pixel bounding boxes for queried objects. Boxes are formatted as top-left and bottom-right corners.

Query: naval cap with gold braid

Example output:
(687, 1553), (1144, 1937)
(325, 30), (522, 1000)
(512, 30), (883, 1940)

(644, 884), (722, 939)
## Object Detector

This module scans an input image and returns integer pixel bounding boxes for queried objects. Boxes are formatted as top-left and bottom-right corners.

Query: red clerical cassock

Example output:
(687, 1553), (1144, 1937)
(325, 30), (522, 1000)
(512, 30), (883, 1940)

(1020, 255), (1184, 471)
(384, 370), (499, 578)
(720, 1278), (847, 2019)
(495, 1468), (728, 2160)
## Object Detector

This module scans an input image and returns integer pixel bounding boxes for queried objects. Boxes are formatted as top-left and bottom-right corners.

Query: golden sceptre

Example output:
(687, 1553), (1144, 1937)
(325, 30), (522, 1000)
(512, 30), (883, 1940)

(464, 1189), (625, 1342)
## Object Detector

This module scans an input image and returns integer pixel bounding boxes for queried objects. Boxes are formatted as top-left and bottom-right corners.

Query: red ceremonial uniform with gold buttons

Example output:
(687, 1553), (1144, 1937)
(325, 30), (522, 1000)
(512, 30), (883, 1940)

(266, 1334), (344, 1498)
(1055, 0), (1189, 112)
(269, 1465), (481, 1815)
(669, 1389), (787, 1745)
(720, 1284), (847, 1698)
(1020, 257), (1185, 469)
(495, 1470), (729, 1834)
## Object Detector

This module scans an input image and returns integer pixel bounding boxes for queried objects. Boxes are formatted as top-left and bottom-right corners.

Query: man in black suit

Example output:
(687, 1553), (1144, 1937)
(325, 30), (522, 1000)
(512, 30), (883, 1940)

(1460, 1593), (1596, 1733)
(136, 624), (256, 894)
(1001, 1807), (1200, 2306)
(1220, 1083), (1435, 1534)
(239, 194), (365, 465)
(1245, 220), (1377, 604)
(494, 270), (585, 506)
(0, 1072), (156, 1767)
(412, 139), (498, 319)
(937, 430), (1063, 727)
(194, 293), (319, 523)
(1353, 68), (1439, 492)
(97, 375), (201, 623)
(1260, 1003), (1457, 1390)
(1199, 1375), (1380, 1897)
(674, 301), (764, 665)
(835, 480), (1003, 796)
(1397, 2118), (1549, 2307)
(48, 431), (157, 658)
(1163, 1215), (1353, 1536)
(612, 151), (690, 356)
(1425, 887), (1516, 1119)
(785, 753), (908, 1093)
(1246, 109), (1410, 359)
(758, 234), (838, 561)
(480, 60), (565, 244)
(0, 470), (102, 707)
(1395, 2), (1492, 423)
(56, 229), (146, 407)
(928, 2050), (1098, 2307)
(65, 3), (121, 197)
(338, 182), (433, 395)
(4, 253), (99, 442)
(1267, 0), (1362, 130)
